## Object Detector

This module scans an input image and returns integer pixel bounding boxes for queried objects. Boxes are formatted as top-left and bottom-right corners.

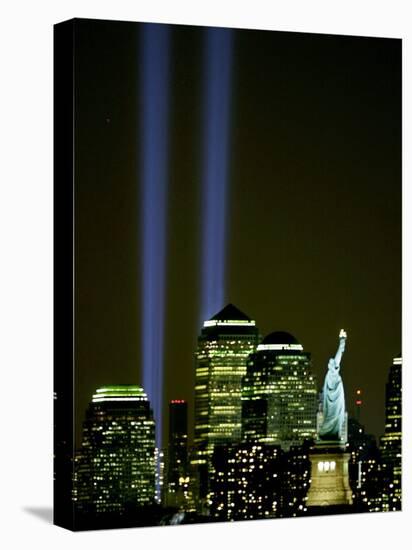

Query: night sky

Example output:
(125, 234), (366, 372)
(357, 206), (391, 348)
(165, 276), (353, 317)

(74, 19), (401, 447)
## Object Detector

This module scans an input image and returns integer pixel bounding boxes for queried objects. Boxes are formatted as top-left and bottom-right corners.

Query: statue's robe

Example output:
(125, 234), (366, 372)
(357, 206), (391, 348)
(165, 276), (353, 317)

(319, 366), (345, 440)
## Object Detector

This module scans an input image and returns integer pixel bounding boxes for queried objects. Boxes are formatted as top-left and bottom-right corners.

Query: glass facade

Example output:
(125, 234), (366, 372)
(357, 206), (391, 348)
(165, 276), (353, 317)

(242, 331), (317, 450)
(193, 304), (260, 505)
(73, 386), (156, 514)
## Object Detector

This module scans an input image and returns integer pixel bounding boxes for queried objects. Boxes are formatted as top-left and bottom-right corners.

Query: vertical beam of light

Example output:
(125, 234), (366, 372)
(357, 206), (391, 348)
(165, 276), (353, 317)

(140, 24), (170, 454)
(200, 28), (234, 325)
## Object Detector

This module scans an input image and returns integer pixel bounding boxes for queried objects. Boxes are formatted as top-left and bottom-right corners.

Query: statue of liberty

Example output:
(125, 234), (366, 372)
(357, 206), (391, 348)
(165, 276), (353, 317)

(307, 329), (353, 507)
(319, 329), (347, 441)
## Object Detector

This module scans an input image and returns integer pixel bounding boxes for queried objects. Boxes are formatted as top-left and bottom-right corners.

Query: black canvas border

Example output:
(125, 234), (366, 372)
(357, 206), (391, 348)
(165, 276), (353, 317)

(53, 18), (76, 531)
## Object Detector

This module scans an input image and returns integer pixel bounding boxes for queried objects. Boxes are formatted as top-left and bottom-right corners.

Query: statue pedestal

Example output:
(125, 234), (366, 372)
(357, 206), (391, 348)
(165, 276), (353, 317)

(306, 442), (353, 508)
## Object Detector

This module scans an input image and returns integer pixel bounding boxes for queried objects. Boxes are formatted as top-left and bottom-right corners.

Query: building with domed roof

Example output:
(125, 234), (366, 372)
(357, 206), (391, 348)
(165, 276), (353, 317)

(241, 331), (317, 449)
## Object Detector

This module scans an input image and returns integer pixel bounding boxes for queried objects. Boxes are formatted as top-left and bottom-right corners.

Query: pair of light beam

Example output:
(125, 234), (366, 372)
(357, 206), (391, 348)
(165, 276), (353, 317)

(140, 24), (234, 449)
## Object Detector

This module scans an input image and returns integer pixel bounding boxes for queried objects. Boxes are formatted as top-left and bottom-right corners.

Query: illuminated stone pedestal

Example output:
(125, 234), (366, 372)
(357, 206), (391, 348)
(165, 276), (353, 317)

(306, 444), (353, 508)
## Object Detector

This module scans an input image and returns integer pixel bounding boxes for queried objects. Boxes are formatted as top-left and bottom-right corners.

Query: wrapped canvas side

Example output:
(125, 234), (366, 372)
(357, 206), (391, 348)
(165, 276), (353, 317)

(54, 18), (76, 531)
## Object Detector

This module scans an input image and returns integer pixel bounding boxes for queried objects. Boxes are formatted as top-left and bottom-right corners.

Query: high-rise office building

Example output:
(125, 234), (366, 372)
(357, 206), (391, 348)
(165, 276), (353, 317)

(193, 303), (260, 505)
(242, 331), (317, 450)
(165, 400), (190, 508)
(380, 355), (402, 511)
(73, 385), (156, 515)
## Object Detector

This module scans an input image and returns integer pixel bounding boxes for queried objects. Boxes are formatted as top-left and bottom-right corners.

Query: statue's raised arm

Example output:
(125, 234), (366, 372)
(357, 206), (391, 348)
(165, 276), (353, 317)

(318, 329), (348, 442)
(334, 329), (347, 369)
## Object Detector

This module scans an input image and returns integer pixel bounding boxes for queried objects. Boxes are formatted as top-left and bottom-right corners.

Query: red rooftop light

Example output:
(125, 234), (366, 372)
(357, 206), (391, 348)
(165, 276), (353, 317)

(170, 399), (186, 404)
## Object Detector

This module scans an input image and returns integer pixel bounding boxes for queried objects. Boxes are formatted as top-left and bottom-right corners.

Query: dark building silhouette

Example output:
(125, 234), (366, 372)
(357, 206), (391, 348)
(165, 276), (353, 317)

(210, 442), (311, 521)
(210, 443), (284, 521)
(73, 386), (156, 515)
(242, 331), (317, 450)
(380, 355), (402, 511)
(354, 388), (363, 423)
(347, 417), (382, 512)
(282, 443), (312, 516)
(164, 400), (191, 508)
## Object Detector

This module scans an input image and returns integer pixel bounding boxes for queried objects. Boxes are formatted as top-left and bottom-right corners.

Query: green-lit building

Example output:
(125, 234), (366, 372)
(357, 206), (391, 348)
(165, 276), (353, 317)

(242, 331), (317, 450)
(193, 304), (260, 506)
(380, 355), (402, 511)
(73, 385), (156, 514)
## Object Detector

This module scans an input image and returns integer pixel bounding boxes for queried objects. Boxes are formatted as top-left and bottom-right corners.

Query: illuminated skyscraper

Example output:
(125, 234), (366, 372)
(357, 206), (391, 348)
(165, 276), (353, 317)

(380, 355), (402, 511)
(193, 304), (260, 505)
(242, 331), (317, 450)
(73, 386), (156, 514)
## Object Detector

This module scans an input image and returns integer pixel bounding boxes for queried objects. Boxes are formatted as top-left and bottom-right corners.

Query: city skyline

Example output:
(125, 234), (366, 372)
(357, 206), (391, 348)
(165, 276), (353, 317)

(76, 300), (400, 446)
(75, 302), (399, 451)
(71, 318), (401, 523)
(73, 20), (401, 449)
